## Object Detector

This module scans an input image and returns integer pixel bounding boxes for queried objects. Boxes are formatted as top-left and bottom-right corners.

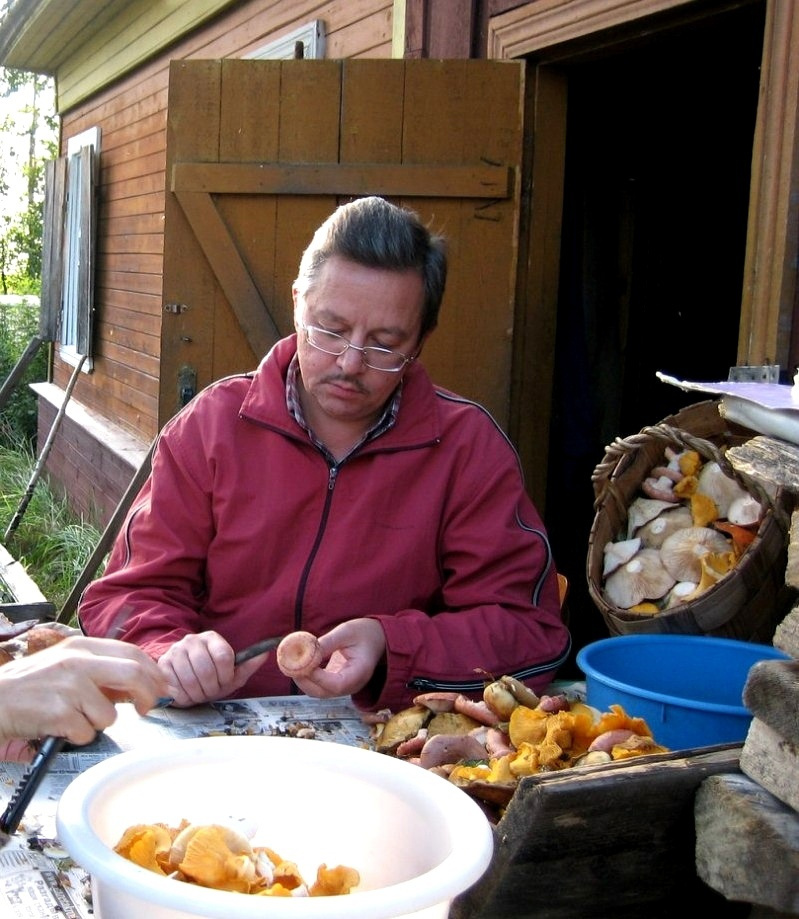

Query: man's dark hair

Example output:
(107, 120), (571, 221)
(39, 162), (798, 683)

(295, 196), (447, 337)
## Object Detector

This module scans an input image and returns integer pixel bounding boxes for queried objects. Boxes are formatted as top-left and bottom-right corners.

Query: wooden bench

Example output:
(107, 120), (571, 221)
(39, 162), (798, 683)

(0, 541), (55, 623)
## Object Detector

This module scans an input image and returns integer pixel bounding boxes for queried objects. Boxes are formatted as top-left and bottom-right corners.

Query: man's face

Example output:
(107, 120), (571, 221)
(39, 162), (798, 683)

(293, 256), (426, 432)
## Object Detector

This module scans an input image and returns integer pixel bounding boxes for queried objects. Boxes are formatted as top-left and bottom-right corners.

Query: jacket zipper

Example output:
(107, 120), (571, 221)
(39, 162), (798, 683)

(289, 461), (340, 693)
(407, 636), (573, 693)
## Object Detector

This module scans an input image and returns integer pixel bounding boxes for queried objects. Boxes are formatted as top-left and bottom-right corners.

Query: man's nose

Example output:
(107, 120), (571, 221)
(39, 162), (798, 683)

(337, 343), (365, 371)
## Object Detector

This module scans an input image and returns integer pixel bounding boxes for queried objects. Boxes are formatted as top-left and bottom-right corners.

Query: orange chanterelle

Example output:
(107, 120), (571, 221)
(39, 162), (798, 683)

(114, 821), (360, 897)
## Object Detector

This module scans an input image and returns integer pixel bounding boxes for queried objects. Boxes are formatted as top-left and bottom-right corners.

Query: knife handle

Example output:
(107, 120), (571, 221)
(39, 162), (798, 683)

(0, 735), (66, 835)
(233, 635), (283, 665)
(154, 636), (284, 708)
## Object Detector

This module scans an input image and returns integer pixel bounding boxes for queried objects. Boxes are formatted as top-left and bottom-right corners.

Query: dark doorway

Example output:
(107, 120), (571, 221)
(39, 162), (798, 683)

(545, 2), (766, 675)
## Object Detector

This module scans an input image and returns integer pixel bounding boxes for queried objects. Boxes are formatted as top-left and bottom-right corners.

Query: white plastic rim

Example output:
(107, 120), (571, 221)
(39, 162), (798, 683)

(56, 735), (495, 919)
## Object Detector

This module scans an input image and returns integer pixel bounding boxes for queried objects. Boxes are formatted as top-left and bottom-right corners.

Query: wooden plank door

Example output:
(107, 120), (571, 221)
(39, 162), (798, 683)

(161, 58), (526, 440)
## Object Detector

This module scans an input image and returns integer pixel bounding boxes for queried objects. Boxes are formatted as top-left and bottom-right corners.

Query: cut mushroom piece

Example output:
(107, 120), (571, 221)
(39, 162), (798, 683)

(659, 526), (732, 583)
(690, 492), (719, 528)
(637, 505), (693, 549)
(713, 519), (757, 553)
(727, 494), (762, 527)
(687, 550), (736, 599)
(641, 471), (680, 503)
(664, 580), (699, 608)
(603, 548), (675, 609)
(627, 602), (660, 616)
(695, 462), (750, 518)
(626, 497), (675, 539)
(603, 537), (642, 577)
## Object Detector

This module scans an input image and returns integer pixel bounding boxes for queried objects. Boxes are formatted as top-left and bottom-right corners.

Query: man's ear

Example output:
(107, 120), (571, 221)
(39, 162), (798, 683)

(291, 286), (301, 330)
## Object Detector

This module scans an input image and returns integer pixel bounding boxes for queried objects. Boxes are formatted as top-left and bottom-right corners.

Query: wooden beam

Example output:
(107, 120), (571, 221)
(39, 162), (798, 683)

(171, 162), (513, 199)
(738, 0), (799, 368)
(173, 189), (279, 356)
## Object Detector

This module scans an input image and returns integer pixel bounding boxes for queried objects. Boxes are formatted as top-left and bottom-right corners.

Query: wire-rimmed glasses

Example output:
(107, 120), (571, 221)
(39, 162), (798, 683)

(301, 323), (413, 372)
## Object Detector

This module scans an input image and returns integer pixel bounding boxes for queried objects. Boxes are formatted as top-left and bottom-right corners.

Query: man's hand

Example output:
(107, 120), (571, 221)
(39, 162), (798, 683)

(287, 619), (386, 699)
(157, 630), (268, 707)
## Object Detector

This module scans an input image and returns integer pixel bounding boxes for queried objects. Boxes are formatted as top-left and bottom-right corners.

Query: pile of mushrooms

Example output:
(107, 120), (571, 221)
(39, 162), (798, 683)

(601, 446), (763, 614)
(367, 676), (667, 815)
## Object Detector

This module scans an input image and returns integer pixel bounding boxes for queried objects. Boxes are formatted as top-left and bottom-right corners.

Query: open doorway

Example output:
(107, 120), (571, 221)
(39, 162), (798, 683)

(544, 1), (767, 673)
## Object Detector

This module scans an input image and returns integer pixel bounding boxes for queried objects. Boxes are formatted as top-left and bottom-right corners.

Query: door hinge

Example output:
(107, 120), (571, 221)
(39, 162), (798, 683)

(728, 364), (780, 383)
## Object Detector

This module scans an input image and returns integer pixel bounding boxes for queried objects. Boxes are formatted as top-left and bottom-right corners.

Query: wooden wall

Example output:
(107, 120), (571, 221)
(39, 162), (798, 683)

(53, 0), (394, 452)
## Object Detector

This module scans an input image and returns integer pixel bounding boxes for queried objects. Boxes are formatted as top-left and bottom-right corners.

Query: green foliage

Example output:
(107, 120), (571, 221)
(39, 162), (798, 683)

(0, 68), (57, 293)
(0, 295), (47, 445)
(0, 437), (101, 615)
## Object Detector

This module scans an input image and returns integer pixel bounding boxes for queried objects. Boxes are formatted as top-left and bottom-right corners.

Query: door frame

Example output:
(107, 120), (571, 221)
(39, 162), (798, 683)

(491, 0), (797, 373)
(490, 0), (797, 511)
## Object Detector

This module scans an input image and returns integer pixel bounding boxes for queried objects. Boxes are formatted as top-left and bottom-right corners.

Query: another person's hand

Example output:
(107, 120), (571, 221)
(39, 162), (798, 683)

(286, 619), (386, 699)
(157, 630), (268, 707)
(0, 636), (169, 746)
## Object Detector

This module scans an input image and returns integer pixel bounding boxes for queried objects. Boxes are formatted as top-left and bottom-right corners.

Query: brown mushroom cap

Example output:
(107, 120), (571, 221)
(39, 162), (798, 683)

(604, 548), (676, 609)
(637, 505), (693, 549)
(728, 494), (762, 526)
(626, 497), (675, 539)
(602, 537), (641, 577)
(695, 462), (750, 518)
(659, 526), (732, 582)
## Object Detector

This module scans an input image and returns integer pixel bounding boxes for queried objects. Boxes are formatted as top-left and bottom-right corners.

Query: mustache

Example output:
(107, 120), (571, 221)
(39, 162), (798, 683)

(322, 373), (368, 394)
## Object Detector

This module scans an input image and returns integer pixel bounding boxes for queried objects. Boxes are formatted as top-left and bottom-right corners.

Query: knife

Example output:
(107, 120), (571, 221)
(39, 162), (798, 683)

(0, 636), (286, 841)
(232, 635), (284, 665)
(0, 735), (66, 839)
(154, 634), (284, 707)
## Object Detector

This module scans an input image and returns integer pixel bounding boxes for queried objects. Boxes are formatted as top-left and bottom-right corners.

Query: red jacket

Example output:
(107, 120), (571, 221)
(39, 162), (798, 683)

(79, 336), (570, 710)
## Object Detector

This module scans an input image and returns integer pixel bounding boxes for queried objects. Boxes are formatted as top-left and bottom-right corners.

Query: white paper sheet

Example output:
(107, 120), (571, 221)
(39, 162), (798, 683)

(656, 372), (799, 445)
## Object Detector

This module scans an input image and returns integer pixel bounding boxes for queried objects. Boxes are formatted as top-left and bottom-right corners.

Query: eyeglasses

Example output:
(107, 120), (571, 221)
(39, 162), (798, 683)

(301, 323), (414, 372)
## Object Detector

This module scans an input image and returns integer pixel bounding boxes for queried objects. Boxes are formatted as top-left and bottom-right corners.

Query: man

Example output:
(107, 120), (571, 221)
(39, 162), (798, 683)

(79, 196), (570, 711)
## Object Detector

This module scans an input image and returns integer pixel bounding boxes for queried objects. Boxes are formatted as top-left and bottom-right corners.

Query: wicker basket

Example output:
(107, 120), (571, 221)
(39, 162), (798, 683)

(586, 401), (792, 641)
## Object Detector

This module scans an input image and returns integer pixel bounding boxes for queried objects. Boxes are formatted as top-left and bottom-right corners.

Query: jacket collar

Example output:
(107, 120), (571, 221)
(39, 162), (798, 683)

(239, 334), (442, 450)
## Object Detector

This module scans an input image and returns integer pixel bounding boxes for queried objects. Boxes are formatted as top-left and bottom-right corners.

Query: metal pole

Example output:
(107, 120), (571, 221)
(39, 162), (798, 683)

(4, 354), (86, 541)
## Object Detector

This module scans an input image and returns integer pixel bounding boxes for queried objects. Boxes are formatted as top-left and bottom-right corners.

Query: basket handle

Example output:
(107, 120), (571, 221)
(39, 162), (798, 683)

(591, 422), (785, 528)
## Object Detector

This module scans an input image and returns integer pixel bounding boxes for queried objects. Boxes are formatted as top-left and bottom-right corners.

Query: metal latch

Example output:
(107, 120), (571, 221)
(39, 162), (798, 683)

(728, 364), (780, 383)
(164, 302), (188, 314)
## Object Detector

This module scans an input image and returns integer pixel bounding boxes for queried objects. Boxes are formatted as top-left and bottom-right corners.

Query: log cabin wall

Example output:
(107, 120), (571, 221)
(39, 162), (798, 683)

(43, 1), (395, 526)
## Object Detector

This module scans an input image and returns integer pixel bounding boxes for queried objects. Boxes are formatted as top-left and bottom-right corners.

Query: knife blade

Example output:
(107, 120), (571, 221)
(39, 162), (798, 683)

(233, 635), (284, 665)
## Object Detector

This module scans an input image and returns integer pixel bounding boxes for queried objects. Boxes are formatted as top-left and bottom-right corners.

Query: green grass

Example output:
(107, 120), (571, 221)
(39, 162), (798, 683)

(0, 438), (102, 619)
(0, 294), (101, 621)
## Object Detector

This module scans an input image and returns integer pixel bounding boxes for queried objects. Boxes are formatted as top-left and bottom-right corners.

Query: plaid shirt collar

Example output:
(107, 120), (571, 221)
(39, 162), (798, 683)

(286, 353), (401, 462)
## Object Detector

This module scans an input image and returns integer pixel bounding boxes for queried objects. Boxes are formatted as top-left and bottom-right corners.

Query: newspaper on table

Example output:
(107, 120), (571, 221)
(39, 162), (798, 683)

(0, 695), (373, 918)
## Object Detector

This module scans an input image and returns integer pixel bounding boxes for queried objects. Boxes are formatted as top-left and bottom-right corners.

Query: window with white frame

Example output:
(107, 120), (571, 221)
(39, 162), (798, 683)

(41, 126), (99, 370)
(62, 127), (99, 366)
(245, 20), (326, 60)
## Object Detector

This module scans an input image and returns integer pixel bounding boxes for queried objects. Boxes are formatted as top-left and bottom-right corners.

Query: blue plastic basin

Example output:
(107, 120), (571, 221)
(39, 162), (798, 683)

(575, 634), (790, 751)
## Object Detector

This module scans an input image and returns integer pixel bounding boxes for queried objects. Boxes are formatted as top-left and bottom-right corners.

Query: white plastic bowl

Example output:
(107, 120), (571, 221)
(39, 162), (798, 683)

(57, 735), (494, 919)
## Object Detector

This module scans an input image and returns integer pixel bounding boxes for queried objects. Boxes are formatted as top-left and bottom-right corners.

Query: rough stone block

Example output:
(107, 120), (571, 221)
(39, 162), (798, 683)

(774, 608), (799, 659)
(695, 773), (799, 913)
(743, 659), (799, 745)
(741, 718), (799, 812)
